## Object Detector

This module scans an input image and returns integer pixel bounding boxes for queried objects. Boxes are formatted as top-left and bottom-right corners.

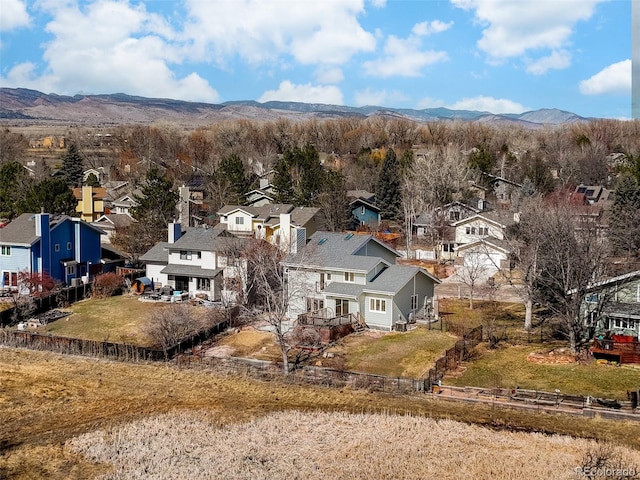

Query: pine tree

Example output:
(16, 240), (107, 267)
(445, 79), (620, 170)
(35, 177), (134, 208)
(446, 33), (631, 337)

(60, 143), (84, 187)
(608, 174), (640, 258)
(131, 167), (178, 225)
(85, 172), (100, 187)
(375, 148), (402, 221)
(218, 154), (249, 204)
(272, 155), (294, 204)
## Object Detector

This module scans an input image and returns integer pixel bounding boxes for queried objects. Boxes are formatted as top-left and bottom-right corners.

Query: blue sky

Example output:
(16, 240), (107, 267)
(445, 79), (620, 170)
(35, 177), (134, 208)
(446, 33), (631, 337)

(0, 0), (632, 118)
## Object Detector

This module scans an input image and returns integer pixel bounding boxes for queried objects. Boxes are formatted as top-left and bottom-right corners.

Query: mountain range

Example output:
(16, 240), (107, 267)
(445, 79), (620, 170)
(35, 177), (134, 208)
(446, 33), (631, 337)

(0, 88), (586, 127)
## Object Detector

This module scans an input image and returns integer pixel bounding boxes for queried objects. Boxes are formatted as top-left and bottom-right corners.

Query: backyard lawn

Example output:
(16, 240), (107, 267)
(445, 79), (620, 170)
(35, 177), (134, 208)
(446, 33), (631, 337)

(445, 343), (640, 399)
(320, 326), (458, 378)
(42, 296), (176, 346)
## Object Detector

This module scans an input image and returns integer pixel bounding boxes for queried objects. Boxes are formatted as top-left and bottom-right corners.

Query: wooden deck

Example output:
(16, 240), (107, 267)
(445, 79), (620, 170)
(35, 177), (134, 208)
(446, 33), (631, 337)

(591, 338), (640, 364)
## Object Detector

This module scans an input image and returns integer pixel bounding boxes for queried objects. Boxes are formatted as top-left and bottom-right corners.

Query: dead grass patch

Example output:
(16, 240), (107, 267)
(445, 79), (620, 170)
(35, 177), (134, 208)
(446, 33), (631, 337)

(210, 327), (282, 360)
(67, 410), (640, 480)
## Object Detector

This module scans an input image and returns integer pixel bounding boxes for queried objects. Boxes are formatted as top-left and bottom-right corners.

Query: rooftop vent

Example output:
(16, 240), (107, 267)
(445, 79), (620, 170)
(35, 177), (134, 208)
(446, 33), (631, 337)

(318, 238), (328, 245)
(344, 233), (354, 240)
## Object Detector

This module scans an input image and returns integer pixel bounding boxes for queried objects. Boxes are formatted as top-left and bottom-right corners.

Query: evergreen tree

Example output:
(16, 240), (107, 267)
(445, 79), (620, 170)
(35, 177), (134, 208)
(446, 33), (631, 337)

(131, 167), (178, 225)
(60, 143), (84, 187)
(218, 154), (249, 204)
(272, 155), (294, 204)
(85, 172), (100, 187)
(125, 167), (179, 254)
(608, 174), (640, 258)
(272, 144), (325, 206)
(18, 178), (76, 216)
(0, 161), (31, 217)
(375, 148), (402, 221)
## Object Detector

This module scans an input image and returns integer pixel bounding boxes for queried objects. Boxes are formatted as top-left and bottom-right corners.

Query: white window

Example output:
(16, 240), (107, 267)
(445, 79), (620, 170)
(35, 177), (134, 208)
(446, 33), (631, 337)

(306, 298), (324, 312)
(66, 265), (75, 276)
(0, 246), (10, 256)
(361, 206), (365, 215)
(411, 295), (418, 311)
(235, 216), (244, 225)
(197, 278), (210, 290)
(465, 226), (470, 235)
(67, 242), (72, 250)
(478, 227), (489, 236)
(369, 298), (386, 313)
(326, 273), (331, 281)
(344, 271), (355, 282)
(180, 251), (192, 260)
(54, 244), (60, 252)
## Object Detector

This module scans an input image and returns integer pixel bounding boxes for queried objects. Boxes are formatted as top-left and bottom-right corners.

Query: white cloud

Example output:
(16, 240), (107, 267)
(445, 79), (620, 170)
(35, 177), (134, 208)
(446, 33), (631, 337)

(526, 50), (571, 75)
(579, 60), (631, 95)
(0, 1), (218, 102)
(412, 20), (453, 36)
(362, 30), (448, 78)
(184, 0), (376, 66)
(451, 0), (602, 66)
(448, 96), (528, 114)
(354, 88), (409, 106)
(259, 81), (344, 104)
(314, 66), (344, 84)
(0, 0), (30, 31)
(368, 0), (386, 7)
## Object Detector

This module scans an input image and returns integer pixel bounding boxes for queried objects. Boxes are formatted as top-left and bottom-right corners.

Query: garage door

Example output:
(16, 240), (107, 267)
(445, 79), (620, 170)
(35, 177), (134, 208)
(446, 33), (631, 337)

(463, 252), (501, 270)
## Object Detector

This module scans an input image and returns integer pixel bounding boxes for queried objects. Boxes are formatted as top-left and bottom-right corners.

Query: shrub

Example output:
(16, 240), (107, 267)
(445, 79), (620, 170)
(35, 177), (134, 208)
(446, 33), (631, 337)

(92, 272), (124, 298)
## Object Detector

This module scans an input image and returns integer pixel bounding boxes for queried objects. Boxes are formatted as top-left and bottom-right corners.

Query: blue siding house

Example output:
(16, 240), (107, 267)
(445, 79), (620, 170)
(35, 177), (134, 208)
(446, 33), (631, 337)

(0, 213), (104, 290)
(348, 192), (381, 229)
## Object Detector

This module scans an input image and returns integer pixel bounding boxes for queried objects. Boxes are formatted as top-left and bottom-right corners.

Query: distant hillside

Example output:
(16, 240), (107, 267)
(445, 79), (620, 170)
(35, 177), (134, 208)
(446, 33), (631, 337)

(0, 88), (587, 127)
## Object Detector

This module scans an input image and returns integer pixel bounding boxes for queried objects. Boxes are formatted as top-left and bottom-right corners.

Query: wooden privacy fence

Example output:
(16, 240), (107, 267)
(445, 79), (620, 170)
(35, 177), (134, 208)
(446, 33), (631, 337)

(0, 318), (229, 362)
(0, 283), (92, 327)
(182, 355), (428, 394)
(426, 325), (483, 389)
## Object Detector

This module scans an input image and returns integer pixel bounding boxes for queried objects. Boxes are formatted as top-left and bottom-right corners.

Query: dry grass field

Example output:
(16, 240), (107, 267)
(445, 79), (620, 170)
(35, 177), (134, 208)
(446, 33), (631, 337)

(2, 347), (640, 479)
(68, 410), (640, 480)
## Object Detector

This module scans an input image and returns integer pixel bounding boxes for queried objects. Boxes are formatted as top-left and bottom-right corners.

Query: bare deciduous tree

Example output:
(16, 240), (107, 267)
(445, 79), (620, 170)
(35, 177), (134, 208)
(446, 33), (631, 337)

(242, 239), (313, 374)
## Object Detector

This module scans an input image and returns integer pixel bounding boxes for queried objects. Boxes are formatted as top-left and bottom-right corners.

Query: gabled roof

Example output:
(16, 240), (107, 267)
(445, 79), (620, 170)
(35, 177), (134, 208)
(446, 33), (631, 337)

(363, 265), (441, 295)
(72, 187), (107, 200)
(323, 265), (441, 298)
(0, 213), (104, 247)
(94, 213), (134, 229)
(349, 197), (381, 212)
(456, 237), (510, 254)
(139, 241), (169, 263)
(483, 173), (523, 188)
(217, 203), (319, 227)
(165, 225), (243, 252)
(284, 231), (399, 271)
(347, 190), (375, 202)
(451, 213), (507, 229)
(568, 270), (640, 295)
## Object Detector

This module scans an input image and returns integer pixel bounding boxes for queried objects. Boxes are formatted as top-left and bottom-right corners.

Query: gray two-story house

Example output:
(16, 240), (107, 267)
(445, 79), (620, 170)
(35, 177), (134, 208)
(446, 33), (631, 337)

(284, 231), (441, 331)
